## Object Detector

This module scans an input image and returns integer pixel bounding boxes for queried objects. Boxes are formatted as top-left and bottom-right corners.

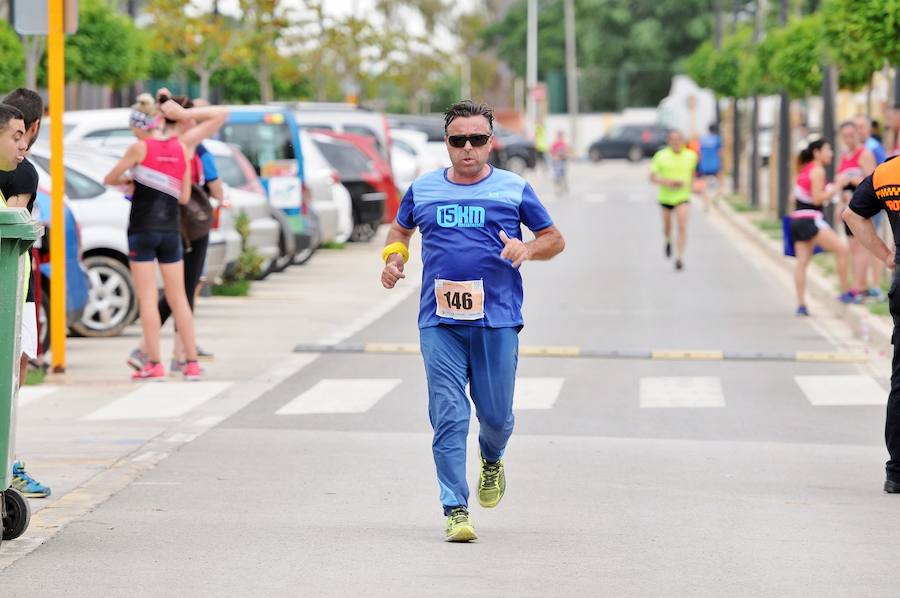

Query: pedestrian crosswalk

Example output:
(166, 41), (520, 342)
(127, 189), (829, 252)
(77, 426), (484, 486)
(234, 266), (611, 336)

(15, 374), (888, 422)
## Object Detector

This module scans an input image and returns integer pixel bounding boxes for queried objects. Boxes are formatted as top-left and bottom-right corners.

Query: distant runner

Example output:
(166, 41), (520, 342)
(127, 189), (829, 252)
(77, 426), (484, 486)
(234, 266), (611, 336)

(380, 100), (565, 542)
(650, 129), (696, 271)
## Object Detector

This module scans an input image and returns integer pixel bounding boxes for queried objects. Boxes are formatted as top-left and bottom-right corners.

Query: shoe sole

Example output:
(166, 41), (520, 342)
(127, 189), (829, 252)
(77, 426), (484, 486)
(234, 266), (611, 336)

(445, 525), (477, 542)
(132, 377), (166, 382)
(15, 490), (50, 498)
(126, 357), (144, 371)
(478, 494), (503, 509)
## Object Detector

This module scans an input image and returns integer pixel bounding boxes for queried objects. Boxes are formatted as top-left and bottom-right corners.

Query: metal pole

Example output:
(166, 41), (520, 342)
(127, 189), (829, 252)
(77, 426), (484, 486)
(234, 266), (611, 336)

(777, 0), (790, 218)
(526, 0), (538, 134)
(564, 0), (577, 153)
(48, 0), (67, 371)
(750, 0), (765, 207)
(714, 0), (724, 129)
(731, 0), (741, 195)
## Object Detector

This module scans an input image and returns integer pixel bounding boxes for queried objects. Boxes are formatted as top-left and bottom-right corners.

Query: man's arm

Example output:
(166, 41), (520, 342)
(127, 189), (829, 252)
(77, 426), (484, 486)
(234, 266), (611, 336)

(6, 193), (31, 208)
(842, 208), (894, 269)
(381, 221), (416, 289)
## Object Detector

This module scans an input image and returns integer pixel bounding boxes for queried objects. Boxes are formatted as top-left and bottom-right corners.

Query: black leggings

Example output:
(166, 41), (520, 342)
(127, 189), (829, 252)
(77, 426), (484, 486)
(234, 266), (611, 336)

(159, 234), (209, 325)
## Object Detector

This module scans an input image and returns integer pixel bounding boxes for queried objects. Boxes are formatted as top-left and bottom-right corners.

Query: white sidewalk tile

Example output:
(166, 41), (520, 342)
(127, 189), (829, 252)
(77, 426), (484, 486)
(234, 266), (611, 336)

(513, 378), (565, 410)
(794, 375), (886, 406)
(639, 377), (725, 408)
(82, 382), (233, 421)
(276, 379), (402, 415)
(17, 385), (60, 407)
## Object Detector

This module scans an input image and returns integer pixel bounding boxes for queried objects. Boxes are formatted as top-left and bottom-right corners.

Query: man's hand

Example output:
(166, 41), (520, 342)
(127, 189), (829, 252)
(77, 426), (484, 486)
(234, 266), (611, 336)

(499, 229), (531, 268)
(381, 254), (406, 289)
(666, 179), (684, 189)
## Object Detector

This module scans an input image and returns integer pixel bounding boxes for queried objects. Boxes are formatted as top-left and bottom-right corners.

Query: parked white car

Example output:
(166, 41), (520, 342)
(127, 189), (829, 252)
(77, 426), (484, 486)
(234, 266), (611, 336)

(28, 144), (138, 337)
(299, 131), (351, 245)
(201, 139), (281, 275)
(389, 128), (431, 195)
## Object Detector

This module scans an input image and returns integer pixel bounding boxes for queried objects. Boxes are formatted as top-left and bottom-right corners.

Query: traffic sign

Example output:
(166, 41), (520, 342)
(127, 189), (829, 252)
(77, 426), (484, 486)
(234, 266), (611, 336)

(13, 0), (78, 35)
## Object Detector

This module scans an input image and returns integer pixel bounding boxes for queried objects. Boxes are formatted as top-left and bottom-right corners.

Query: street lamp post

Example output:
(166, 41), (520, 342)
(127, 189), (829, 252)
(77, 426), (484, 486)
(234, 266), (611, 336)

(526, 0), (538, 135)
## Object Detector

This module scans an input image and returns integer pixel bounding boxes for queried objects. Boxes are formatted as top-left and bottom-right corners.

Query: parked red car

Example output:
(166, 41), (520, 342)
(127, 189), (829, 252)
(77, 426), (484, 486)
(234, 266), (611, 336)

(310, 130), (400, 224)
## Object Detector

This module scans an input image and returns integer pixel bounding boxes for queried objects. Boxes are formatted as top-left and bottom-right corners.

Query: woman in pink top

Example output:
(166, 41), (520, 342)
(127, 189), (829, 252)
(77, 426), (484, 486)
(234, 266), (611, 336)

(835, 121), (877, 300)
(103, 100), (226, 381)
(789, 139), (851, 316)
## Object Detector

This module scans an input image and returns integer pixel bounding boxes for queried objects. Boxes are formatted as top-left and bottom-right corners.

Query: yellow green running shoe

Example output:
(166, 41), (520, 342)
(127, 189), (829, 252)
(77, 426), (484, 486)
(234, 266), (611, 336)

(478, 456), (505, 508)
(445, 507), (477, 542)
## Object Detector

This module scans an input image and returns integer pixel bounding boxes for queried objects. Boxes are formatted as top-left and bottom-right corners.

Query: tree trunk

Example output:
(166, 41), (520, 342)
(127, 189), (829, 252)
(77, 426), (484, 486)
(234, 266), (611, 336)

(258, 59), (273, 103)
(199, 70), (212, 101)
(23, 36), (44, 90)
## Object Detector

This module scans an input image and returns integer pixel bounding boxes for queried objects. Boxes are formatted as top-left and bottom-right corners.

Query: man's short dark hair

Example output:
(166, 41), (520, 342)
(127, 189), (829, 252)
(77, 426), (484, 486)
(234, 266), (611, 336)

(0, 103), (25, 132)
(444, 100), (494, 133)
(2, 88), (43, 130)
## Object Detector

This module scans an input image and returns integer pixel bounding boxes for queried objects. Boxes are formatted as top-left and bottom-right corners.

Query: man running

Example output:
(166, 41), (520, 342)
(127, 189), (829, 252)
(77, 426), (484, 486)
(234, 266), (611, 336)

(843, 156), (900, 493)
(380, 100), (565, 542)
(697, 124), (723, 211)
(650, 129), (697, 271)
(0, 88), (52, 498)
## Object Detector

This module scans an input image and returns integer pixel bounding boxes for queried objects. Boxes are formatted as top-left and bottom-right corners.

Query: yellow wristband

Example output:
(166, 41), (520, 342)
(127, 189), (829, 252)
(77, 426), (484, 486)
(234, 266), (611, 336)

(382, 242), (409, 264)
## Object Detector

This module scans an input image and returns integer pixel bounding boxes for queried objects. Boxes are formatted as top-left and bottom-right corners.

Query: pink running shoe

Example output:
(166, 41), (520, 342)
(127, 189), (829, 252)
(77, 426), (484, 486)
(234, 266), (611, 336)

(132, 361), (165, 382)
(184, 360), (202, 381)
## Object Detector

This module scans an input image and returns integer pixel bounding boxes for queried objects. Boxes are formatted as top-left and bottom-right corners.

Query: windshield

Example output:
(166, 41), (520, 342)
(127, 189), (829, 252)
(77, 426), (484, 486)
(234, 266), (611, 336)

(219, 122), (296, 176)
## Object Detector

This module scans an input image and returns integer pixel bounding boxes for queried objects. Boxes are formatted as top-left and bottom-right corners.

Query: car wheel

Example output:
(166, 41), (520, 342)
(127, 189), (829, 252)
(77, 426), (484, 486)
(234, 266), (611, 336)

(589, 148), (602, 162)
(70, 255), (138, 338)
(505, 155), (528, 175)
(351, 222), (377, 242)
(272, 229), (293, 273)
(627, 146), (643, 162)
(38, 290), (49, 351)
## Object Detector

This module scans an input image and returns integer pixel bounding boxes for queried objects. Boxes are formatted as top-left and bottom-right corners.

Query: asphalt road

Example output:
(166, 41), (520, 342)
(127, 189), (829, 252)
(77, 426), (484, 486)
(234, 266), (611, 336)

(5, 161), (897, 597)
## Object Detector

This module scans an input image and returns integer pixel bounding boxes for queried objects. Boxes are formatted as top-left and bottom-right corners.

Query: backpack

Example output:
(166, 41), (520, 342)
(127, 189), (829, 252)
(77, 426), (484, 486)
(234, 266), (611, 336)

(180, 183), (213, 243)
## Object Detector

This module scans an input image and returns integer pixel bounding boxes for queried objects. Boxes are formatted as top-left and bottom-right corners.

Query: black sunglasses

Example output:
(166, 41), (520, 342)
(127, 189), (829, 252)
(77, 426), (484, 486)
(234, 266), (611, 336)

(447, 134), (492, 148)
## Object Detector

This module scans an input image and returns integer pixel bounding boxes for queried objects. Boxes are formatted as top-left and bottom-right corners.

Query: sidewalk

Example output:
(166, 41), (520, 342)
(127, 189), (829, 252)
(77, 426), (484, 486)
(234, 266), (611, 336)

(3, 230), (422, 566)
(712, 198), (895, 348)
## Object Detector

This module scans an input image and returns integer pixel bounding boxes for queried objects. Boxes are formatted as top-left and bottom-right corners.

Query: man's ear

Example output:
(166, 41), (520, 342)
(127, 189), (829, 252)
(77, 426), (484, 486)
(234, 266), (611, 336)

(27, 120), (41, 142)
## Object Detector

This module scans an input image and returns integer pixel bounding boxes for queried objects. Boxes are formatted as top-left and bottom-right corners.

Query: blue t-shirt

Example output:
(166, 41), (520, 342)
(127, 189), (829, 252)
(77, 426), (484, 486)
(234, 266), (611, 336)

(698, 134), (721, 174)
(866, 137), (887, 165)
(196, 143), (219, 183)
(397, 167), (553, 329)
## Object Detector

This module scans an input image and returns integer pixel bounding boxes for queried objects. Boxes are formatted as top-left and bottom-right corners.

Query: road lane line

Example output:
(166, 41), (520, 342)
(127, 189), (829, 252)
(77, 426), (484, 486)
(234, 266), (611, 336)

(794, 375), (886, 406)
(81, 382), (233, 421)
(276, 378), (403, 415)
(514, 378), (565, 410)
(640, 377), (725, 408)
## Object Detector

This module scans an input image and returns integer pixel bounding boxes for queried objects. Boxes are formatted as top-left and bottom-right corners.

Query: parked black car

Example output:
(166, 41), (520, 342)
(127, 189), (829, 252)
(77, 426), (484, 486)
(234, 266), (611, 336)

(588, 124), (670, 162)
(489, 127), (537, 174)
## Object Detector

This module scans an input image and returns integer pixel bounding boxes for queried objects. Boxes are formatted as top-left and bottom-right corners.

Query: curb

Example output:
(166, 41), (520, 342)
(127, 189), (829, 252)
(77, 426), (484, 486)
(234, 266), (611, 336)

(713, 200), (893, 348)
(293, 342), (868, 364)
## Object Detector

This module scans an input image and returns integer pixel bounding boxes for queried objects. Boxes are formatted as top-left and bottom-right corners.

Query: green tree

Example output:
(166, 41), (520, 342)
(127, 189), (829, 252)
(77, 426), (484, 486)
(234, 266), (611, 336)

(766, 14), (823, 99)
(145, 0), (241, 100)
(65, 0), (149, 88)
(822, 0), (884, 91)
(0, 21), (24, 93)
(483, 0), (713, 110)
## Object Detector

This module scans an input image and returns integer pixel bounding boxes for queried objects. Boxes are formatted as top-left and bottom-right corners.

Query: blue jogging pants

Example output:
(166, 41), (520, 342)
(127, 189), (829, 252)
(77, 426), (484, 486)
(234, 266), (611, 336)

(419, 324), (519, 514)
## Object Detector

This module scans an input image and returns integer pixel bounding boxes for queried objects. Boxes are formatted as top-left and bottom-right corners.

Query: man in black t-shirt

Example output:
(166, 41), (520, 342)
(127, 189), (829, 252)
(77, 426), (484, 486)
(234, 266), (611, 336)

(844, 155), (900, 494)
(1, 88), (52, 498)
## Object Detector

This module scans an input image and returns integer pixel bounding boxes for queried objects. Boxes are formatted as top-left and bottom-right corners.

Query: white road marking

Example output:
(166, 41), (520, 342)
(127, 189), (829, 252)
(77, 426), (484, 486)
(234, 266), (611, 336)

(514, 378), (565, 410)
(794, 375), (886, 406)
(276, 378), (402, 415)
(17, 385), (59, 407)
(320, 285), (419, 345)
(639, 377), (725, 408)
(82, 382), (233, 421)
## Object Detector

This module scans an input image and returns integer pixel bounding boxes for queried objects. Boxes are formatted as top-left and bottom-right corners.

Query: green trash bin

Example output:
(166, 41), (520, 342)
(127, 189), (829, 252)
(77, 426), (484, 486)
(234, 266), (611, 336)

(0, 207), (42, 546)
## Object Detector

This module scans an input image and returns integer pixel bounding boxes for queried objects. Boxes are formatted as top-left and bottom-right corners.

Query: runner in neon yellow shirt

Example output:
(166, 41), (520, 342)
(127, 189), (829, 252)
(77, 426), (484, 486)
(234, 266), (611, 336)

(650, 129), (697, 271)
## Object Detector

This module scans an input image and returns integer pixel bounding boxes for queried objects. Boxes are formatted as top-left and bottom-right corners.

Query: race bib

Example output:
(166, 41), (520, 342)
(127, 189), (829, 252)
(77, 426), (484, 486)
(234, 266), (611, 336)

(434, 279), (485, 321)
